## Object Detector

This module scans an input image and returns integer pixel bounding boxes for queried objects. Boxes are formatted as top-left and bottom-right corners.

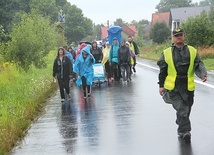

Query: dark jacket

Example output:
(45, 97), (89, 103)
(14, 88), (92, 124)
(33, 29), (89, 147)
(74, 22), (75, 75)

(91, 41), (103, 63)
(129, 40), (139, 55)
(157, 44), (207, 88)
(118, 45), (130, 65)
(53, 56), (72, 79)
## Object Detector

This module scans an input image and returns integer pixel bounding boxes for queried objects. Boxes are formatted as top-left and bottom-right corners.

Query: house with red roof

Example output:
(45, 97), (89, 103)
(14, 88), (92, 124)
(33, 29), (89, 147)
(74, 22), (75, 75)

(101, 24), (137, 40)
(151, 12), (170, 26)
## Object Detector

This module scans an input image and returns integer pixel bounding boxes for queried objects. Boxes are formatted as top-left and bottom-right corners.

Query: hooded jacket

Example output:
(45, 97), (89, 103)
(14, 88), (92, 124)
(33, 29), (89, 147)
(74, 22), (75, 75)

(53, 55), (72, 79)
(101, 44), (110, 64)
(109, 39), (119, 63)
(91, 41), (103, 63)
(118, 43), (130, 65)
(76, 43), (87, 59)
(74, 45), (95, 85)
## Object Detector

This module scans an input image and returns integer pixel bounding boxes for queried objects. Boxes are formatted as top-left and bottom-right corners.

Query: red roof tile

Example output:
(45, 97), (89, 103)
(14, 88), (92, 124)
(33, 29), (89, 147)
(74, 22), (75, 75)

(151, 12), (170, 26)
(101, 27), (108, 39)
(100, 24), (137, 39)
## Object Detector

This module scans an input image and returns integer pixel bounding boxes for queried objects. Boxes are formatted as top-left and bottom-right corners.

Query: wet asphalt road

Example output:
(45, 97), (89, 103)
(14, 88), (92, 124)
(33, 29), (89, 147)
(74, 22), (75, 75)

(12, 58), (214, 155)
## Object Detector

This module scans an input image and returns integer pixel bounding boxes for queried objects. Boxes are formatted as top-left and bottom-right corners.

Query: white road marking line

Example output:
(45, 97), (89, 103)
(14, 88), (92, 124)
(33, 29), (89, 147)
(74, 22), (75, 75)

(137, 62), (214, 89)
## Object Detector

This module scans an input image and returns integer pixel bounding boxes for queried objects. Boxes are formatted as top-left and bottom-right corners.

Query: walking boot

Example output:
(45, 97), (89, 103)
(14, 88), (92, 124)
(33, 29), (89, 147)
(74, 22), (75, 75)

(183, 131), (191, 143)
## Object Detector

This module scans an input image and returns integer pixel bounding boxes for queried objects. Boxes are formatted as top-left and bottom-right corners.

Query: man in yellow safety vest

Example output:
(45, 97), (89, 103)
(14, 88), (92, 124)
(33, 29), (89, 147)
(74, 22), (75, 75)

(157, 28), (207, 143)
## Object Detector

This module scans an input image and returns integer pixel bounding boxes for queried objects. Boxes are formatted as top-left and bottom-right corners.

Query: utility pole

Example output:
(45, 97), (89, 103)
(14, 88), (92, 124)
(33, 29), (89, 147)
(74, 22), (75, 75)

(58, 9), (65, 46)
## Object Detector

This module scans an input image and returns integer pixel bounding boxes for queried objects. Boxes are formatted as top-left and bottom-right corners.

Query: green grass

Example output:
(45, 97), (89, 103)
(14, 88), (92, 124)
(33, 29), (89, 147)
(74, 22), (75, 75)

(202, 58), (214, 71)
(139, 42), (214, 71)
(0, 51), (58, 154)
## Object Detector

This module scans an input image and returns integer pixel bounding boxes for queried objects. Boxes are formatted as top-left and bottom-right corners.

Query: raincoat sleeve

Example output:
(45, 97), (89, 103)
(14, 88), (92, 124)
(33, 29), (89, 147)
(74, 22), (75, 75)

(127, 48), (131, 64)
(157, 53), (168, 87)
(194, 53), (207, 79)
(73, 59), (80, 74)
(98, 48), (103, 62)
(52, 58), (57, 77)
(133, 41), (139, 55)
(109, 46), (113, 62)
(66, 56), (72, 75)
(91, 55), (95, 64)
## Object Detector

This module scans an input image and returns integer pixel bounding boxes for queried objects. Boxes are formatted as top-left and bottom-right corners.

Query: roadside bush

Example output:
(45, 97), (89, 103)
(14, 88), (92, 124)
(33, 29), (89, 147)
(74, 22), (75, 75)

(150, 22), (171, 44)
(182, 10), (214, 47)
(3, 10), (58, 71)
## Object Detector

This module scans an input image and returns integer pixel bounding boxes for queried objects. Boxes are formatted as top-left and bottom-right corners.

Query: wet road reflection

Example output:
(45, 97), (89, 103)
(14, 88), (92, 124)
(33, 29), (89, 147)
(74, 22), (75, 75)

(12, 60), (214, 155)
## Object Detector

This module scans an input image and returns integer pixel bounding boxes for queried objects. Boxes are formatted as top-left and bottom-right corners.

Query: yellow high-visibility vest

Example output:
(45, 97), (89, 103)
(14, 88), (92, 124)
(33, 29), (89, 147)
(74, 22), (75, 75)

(163, 46), (197, 91)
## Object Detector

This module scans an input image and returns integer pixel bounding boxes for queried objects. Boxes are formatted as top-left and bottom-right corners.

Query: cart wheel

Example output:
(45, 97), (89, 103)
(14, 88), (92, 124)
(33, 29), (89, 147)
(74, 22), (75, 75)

(98, 79), (101, 87)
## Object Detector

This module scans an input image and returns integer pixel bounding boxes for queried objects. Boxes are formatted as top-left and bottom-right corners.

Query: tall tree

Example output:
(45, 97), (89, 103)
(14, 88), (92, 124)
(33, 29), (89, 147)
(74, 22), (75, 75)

(0, 0), (19, 32)
(30, 0), (58, 23)
(156, 0), (192, 12)
(114, 18), (124, 26)
(4, 11), (57, 71)
(150, 21), (171, 44)
(199, 0), (214, 6)
(130, 19), (149, 37)
(181, 10), (214, 46)
(63, 3), (93, 44)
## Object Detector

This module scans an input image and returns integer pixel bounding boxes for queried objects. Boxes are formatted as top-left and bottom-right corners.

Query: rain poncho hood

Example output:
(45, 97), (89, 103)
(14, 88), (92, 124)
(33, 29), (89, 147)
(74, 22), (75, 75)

(74, 45), (95, 86)
(76, 43), (87, 59)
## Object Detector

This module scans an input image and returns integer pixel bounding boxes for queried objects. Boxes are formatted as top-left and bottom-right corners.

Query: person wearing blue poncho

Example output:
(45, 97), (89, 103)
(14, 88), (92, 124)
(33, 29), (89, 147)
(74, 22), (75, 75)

(74, 45), (95, 98)
(109, 37), (121, 82)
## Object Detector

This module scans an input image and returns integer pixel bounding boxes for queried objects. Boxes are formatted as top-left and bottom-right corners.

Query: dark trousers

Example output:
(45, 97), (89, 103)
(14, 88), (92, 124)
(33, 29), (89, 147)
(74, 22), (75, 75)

(133, 56), (137, 67)
(120, 64), (130, 81)
(112, 62), (121, 81)
(105, 61), (113, 78)
(81, 76), (91, 94)
(175, 91), (194, 133)
(57, 77), (70, 99)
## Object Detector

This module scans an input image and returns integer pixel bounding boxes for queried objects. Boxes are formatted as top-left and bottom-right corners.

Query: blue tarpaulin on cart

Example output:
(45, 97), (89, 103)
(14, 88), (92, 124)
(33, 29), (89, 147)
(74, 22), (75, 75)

(107, 26), (122, 45)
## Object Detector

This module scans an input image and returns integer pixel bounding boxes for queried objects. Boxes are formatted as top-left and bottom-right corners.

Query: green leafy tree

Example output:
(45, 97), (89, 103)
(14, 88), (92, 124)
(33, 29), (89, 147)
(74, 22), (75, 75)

(130, 19), (149, 39)
(16, 0), (31, 13)
(199, 0), (214, 6)
(4, 11), (57, 71)
(150, 21), (171, 44)
(63, 4), (93, 44)
(114, 18), (124, 26)
(56, 0), (67, 7)
(181, 10), (214, 46)
(93, 24), (102, 40)
(30, 0), (58, 23)
(156, 0), (192, 12)
(0, 0), (20, 32)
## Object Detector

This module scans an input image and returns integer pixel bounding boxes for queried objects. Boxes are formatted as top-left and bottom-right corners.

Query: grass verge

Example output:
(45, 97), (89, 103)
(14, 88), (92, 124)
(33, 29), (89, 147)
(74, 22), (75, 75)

(0, 51), (58, 154)
(140, 42), (214, 71)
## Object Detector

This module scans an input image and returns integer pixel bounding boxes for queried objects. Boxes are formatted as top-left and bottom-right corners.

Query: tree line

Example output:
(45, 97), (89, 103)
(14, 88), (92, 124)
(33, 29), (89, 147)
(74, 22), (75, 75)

(0, 0), (93, 71)
(0, 0), (213, 71)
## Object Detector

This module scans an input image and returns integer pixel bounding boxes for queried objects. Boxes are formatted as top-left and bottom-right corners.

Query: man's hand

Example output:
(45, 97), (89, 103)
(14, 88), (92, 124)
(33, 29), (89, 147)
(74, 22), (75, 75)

(159, 87), (165, 96)
(89, 53), (93, 59)
(202, 76), (207, 82)
(53, 77), (56, 83)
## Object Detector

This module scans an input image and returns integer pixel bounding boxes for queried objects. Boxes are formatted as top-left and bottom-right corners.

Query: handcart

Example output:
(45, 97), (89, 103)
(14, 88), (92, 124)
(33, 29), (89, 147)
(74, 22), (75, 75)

(93, 63), (107, 87)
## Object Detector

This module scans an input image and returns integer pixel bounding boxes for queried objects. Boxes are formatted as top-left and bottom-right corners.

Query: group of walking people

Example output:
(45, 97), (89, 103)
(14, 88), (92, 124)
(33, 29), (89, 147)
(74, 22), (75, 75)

(52, 27), (208, 144)
(52, 36), (139, 101)
(53, 44), (94, 101)
(102, 36), (139, 82)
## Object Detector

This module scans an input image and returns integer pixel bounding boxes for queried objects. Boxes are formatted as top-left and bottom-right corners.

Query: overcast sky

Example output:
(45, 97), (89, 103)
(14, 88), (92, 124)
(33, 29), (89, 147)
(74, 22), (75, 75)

(67, 0), (202, 25)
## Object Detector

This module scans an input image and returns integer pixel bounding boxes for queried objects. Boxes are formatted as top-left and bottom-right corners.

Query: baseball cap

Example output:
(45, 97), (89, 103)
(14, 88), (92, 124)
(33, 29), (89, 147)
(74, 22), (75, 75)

(172, 28), (184, 36)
